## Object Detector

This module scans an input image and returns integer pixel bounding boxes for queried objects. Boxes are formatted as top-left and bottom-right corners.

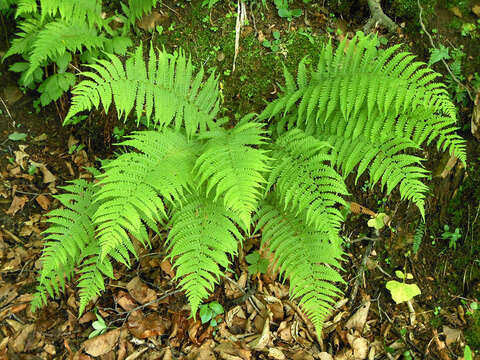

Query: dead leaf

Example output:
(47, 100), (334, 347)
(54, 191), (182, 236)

(79, 312), (97, 324)
(33, 133), (48, 142)
(248, 315), (270, 350)
(36, 194), (50, 210)
(318, 353), (333, 360)
(472, 4), (480, 17)
(116, 291), (137, 311)
(6, 196), (28, 216)
(127, 312), (170, 339)
(160, 259), (175, 278)
(126, 277), (157, 308)
(291, 349), (314, 360)
(443, 325), (462, 346)
(31, 161), (56, 183)
(268, 348), (286, 360)
(14, 149), (29, 168)
(345, 300), (370, 332)
(450, 6), (463, 17)
(12, 324), (36, 353)
(137, 11), (167, 32)
(83, 328), (120, 357)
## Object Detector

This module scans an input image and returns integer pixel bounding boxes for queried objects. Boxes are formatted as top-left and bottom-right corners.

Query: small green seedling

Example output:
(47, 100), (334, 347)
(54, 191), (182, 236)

(68, 143), (85, 155)
(367, 212), (388, 230)
(464, 345), (473, 360)
(441, 225), (461, 250)
(199, 301), (224, 327)
(263, 31), (282, 52)
(274, 0), (301, 20)
(8, 132), (27, 141)
(89, 312), (109, 338)
(245, 251), (269, 275)
(386, 270), (421, 304)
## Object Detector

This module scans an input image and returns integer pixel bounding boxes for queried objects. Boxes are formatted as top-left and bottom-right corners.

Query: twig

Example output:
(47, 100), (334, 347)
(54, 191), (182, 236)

(348, 237), (376, 307)
(417, 0), (473, 102)
(0, 96), (14, 126)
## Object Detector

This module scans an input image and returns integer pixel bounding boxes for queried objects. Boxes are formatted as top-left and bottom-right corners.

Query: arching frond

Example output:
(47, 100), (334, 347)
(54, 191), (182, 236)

(256, 195), (345, 334)
(195, 118), (270, 227)
(268, 129), (348, 228)
(31, 180), (98, 312)
(94, 130), (200, 263)
(65, 44), (221, 138)
(166, 193), (242, 316)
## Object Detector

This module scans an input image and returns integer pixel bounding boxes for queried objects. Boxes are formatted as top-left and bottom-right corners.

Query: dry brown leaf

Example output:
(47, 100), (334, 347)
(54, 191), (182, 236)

(6, 196), (28, 216)
(116, 291), (137, 311)
(345, 300), (370, 332)
(318, 353), (334, 360)
(126, 277), (157, 309)
(127, 312), (170, 339)
(12, 324), (36, 353)
(35, 194), (50, 210)
(214, 342), (251, 360)
(79, 312), (96, 324)
(83, 328), (120, 357)
(160, 259), (175, 278)
(44, 343), (56, 356)
(450, 6), (463, 17)
(472, 4), (480, 16)
(14, 148), (29, 168)
(268, 348), (286, 360)
(248, 316), (270, 350)
(291, 349), (315, 360)
(443, 325), (462, 346)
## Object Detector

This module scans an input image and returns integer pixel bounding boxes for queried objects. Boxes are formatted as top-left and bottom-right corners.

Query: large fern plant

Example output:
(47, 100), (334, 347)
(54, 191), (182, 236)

(32, 34), (465, 335)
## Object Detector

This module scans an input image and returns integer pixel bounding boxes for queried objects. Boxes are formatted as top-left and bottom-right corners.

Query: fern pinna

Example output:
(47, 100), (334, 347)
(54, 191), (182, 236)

(34, 35), (464, 336)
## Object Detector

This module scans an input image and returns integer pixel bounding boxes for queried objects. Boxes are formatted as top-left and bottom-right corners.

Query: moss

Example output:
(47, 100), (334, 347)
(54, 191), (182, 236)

(387, 0), (437, 19)
(466, 310), (480, 350)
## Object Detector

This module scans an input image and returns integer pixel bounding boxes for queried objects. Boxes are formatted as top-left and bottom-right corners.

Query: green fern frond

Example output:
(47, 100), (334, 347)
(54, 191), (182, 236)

(25, 20), (104, 79)
(15, 0), (37, 18)
(39, 0), (102, 27)
(256, 195), (345, 334)
(260, 33), (466, 217)
(268, 129), (348, 228)
(3, 17), (41, 60)
(77, 244), (114, 315)
(65, 44), (220, 138)
(260, 32), (465, 164)
(413, 221), (425, 254)
(32, 179), (98, 312)
(195, 118), (270, 227)
(124, 0), (161, 24)
(94, 130), (200, 263)
(166, 193), (242, 316)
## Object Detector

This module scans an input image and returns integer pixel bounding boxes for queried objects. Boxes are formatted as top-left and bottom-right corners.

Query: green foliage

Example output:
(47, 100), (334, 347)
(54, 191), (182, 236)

(246, 251), (269, 275)
(261, 32), (466, 218)
(199, 301), (224, 327)
(428, 44), (451, 66)
(33, 34), (464, 337)
(441, 224), (461, 250)
(2, 0), (161, 109)
(413, 221), (425, 254)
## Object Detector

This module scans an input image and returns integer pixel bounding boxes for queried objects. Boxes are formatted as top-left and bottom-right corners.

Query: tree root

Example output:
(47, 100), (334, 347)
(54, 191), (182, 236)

(363, 0), (398, 33)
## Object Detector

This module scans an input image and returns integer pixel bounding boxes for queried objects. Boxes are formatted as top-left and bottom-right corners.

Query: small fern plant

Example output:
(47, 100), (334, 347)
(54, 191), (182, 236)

(2, 0), (160, 109)
(32, 33), (465, 336)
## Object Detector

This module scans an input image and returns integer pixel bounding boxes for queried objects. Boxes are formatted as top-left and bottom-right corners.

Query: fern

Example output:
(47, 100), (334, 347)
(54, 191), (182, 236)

(65, 45), (220, 138)
(413, 221), (425, 254)
(94, 129), (200, 263)
(256, 195), (345, 334)
(261, 32), (466, 218)
(33, 34), (465, 338)
(195, 118), (270, 227)
(123, 0), (161, 25)
(167, 193), (243, 315)
(31, 180), (100, 312)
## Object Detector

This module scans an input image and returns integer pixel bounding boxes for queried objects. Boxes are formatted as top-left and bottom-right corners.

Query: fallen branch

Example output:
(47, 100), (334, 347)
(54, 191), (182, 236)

(363, 0), (398, 33)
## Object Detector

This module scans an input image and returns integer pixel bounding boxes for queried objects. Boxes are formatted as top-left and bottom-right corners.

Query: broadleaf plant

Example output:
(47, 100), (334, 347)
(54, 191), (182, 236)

(32, 33), (465, 336)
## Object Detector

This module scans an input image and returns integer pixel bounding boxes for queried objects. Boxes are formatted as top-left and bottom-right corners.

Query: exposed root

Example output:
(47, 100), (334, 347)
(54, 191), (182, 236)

(363, 0), (398, 33)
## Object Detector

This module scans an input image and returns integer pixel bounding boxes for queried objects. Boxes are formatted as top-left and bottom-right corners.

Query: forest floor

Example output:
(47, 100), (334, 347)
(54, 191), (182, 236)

(1, 1), (480, 359)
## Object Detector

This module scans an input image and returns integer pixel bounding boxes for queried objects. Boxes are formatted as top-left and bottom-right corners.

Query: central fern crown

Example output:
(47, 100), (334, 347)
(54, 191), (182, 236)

(32, 33), (465, 336)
